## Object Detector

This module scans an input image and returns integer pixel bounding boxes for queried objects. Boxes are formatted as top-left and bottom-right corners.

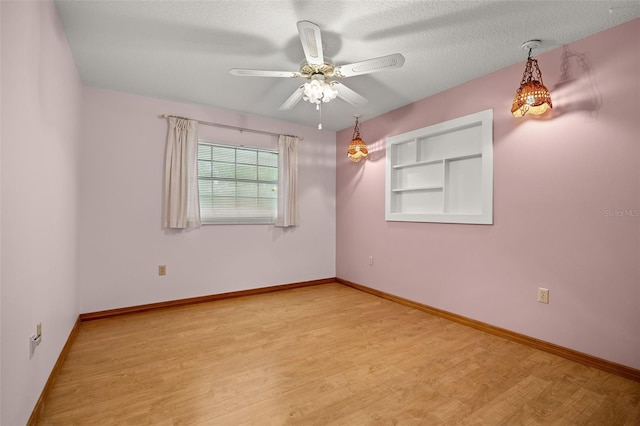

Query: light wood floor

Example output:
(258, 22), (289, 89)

(37, 283), (640, 425)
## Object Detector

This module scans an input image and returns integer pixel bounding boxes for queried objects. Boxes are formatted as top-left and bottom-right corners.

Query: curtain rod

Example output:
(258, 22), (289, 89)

(160, 114), (303, 141)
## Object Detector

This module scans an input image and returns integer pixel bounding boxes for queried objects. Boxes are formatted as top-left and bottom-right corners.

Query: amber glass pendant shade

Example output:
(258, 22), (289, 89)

(347, 137), (368, 162)
(347, 115), (368, 162)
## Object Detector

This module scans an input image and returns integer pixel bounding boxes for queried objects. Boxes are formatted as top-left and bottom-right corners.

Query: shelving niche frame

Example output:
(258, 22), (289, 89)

(385, 109), (493, 224)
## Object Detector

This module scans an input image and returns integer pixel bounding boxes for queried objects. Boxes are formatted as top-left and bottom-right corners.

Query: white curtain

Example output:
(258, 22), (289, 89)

(276, 135), (299, 227)
(163, 117), (201, 229)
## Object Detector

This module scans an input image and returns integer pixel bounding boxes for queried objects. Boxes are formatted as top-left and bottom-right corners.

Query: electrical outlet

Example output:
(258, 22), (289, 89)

(538, 287), (549, 304)
(368, 256), (374, 266)
(158, 265), (166, 276)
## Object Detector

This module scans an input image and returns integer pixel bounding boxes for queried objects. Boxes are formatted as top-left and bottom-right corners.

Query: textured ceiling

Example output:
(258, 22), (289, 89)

(54, 0), (639, 131)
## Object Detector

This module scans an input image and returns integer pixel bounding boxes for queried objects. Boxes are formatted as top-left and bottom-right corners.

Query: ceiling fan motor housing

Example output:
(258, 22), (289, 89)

(300, 62), (335, 79)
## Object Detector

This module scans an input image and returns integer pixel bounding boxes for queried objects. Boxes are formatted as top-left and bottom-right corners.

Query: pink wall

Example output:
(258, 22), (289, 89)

(336, 19), (640, 370)
(1, 1), (83, 424)
(77, 88), (336, 314)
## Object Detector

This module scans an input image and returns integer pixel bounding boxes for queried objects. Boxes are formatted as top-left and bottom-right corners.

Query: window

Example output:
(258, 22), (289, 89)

(198, 142), (278, 224)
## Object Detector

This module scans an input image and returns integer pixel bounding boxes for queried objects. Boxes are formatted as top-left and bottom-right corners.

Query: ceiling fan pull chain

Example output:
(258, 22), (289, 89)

(317, 103), (322, 130)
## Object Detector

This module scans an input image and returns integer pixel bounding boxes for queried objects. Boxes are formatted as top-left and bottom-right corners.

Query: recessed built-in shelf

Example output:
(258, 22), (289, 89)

(385, 109), (493, 224)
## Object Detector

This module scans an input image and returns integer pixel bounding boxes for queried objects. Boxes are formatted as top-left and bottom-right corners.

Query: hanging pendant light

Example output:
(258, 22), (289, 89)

(511, 40), (552, 117)
(347, 114), (368, 162)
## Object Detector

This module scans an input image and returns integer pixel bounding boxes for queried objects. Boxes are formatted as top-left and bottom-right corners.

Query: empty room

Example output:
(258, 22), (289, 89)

(1, 1), (639, 424)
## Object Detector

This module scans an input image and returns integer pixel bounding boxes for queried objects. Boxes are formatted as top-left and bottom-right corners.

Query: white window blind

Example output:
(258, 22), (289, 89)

(198, 142), (278, 224)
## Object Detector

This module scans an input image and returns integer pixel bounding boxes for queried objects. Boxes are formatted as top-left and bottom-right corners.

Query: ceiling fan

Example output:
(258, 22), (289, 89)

(230, 21), (405, 119)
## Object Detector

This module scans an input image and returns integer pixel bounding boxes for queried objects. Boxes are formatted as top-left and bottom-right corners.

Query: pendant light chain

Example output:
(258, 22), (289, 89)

(352, 115), (361, 139)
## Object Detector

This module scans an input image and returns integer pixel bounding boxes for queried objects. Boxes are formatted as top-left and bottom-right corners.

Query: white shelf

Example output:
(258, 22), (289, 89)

(392, 159), (443, 169)
(392, 153), (482, 170)
(385, 109), (493, 224)
(391, 186), (443, 193)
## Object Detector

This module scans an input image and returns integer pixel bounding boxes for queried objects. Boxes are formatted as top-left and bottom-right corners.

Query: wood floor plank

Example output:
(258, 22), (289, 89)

(36, 283), (640, 425)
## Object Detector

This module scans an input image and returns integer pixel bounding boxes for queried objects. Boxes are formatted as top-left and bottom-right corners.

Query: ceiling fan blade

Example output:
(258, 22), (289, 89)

(297, 21), (324, 66)
(334, 53), (405, 77)
(279, 86), (305, 110)
(331, 82), (368, 106)
(230, 69), (300, 78)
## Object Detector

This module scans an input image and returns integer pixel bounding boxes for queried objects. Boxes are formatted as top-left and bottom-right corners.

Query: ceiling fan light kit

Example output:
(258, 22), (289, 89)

(302, 74), (338, 105)
(229, 20), (405, 129)
(511, 40), (553, 117)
